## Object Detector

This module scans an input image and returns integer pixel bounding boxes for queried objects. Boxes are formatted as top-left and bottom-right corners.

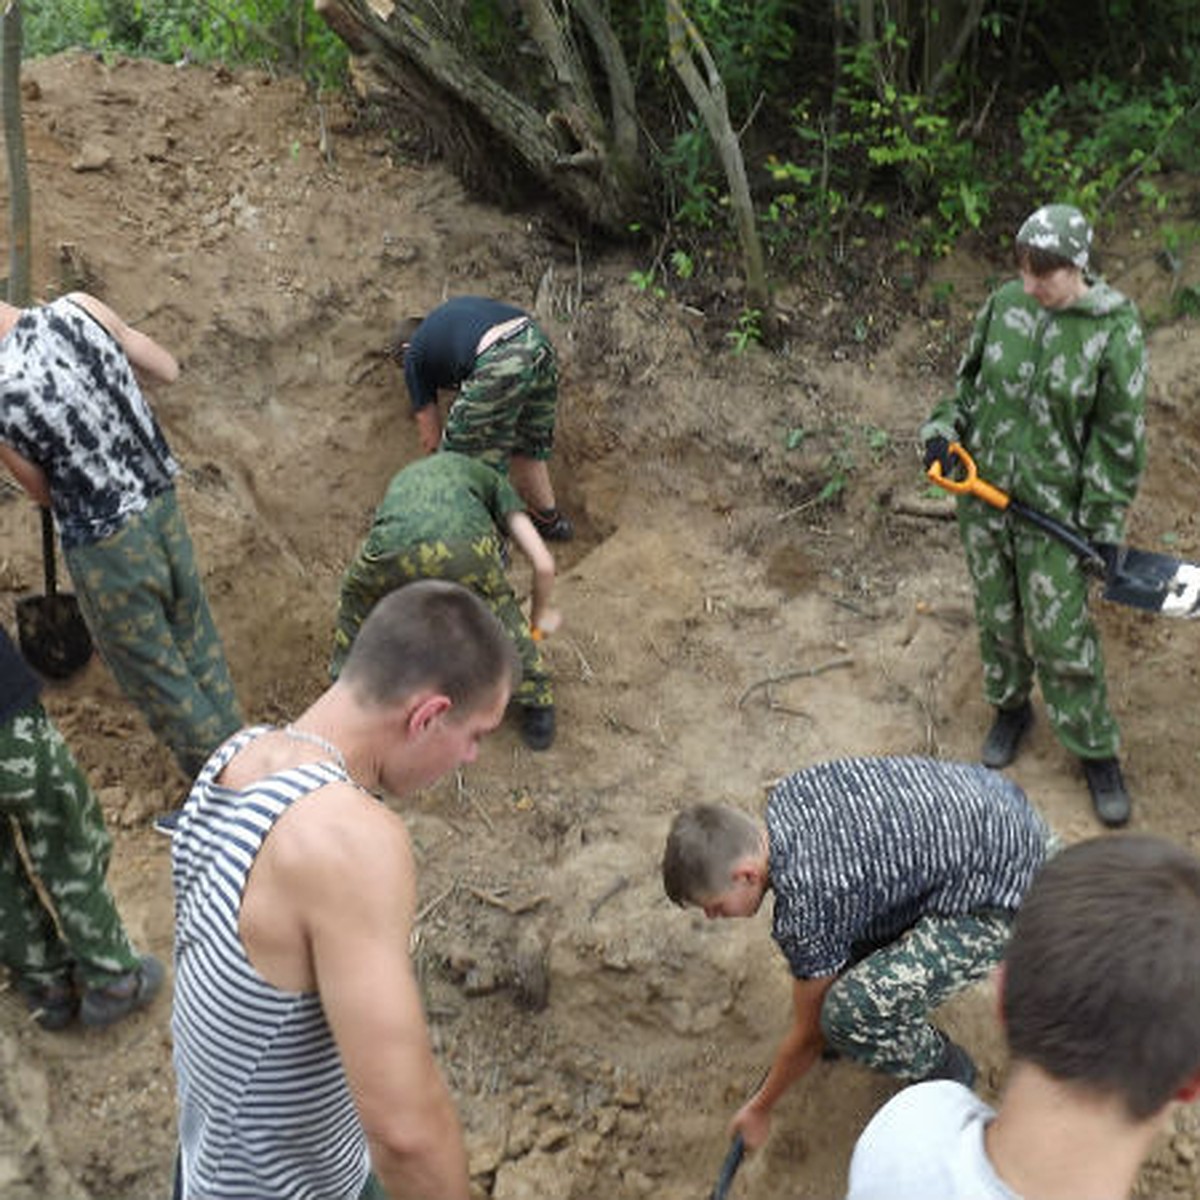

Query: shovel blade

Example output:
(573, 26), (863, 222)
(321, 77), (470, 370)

(1105, 549), (1200, 618)
(16, 593), (94, 681)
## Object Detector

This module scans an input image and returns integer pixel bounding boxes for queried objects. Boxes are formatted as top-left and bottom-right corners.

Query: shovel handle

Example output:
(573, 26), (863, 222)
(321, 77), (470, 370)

(926, 443), (1011, 511)
(40, 507), (59, 597)
(709, 1134), (745, 1200)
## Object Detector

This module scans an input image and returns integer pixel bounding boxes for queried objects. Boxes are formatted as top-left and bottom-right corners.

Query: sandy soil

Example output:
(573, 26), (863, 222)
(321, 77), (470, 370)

(2, 52), (1200, 1200)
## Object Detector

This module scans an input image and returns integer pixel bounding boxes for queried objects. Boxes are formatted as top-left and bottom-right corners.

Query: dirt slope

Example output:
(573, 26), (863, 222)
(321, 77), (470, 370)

(2, 52), (1200, 1200)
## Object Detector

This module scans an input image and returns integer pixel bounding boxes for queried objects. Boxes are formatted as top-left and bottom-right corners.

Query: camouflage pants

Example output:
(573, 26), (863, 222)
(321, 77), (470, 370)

(65, 489), (243, 780)
(958, 502), (1118, 758)
(0, 701), (139, 990)
(331, 535), (552, 708)
(819, 909), (1011, 1080)
(442, 322), (558, 469)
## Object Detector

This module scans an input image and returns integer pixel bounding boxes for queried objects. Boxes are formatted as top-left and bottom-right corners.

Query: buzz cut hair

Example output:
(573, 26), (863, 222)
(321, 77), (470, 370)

(340, 580), (520, 719)
(662, 804), (761, 906)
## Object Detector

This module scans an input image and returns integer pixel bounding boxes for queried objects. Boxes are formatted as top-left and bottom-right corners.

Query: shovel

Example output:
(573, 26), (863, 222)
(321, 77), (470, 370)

(928, 443), (1200, 619)
(16, 508), (94, 680)
(709, 1133), (746, 1200)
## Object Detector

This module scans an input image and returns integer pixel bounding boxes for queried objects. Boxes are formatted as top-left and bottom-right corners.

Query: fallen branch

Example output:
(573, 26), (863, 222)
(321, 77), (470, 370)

(737, 656), (855, 708)
(889, 497), (955, 520)
(588, 874), (630, 919)
(468, 886), (549, 916)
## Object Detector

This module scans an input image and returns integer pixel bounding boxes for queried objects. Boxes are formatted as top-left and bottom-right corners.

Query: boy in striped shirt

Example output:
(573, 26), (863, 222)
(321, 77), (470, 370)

(662, 755), (1051, 1155)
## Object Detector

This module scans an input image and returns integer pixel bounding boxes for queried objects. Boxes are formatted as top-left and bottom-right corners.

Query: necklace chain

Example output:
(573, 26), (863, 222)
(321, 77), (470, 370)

(281, 724), (348, 774)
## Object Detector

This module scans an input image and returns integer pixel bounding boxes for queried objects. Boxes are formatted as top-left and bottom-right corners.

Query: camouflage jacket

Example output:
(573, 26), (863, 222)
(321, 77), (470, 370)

(923, 278), (1147, 543)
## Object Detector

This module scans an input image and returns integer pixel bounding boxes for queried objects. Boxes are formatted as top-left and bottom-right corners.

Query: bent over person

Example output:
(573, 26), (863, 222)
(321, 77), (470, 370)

(331, 451), (562, 751)
(0, 292), (242, 824)
(0, 624), (163, 1030)
(391, 295), (573, 540)
(921, 204), (1147, 826)
(662, 756), (1052, 1153)
(171, 581), (520, 1200)
(846, 834), (1200, 1200)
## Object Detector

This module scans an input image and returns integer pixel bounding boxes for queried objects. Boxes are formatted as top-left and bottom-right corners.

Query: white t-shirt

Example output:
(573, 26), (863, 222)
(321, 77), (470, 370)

(845, 1081), (1021, 1200)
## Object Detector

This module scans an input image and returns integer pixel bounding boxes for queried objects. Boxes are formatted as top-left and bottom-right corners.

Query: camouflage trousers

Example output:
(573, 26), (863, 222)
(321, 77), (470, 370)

(819, 909), (1012, 1080)
(0, 701), (139, 990)
(958, 502), (1118, 758)
(331, 535), (552, 708)
(65, 489), (243, 780)
(443, 321), (558, 469)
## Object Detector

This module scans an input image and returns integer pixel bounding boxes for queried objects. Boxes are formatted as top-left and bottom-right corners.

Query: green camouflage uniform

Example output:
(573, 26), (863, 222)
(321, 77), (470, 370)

(331, 453), (552, 708)
(821, 910), (1012, 1078)
(65, 490), (243, 778)
(0, 700), (140, 990)
(923, 207), (1147, 758)
(442, 322), (558, 469)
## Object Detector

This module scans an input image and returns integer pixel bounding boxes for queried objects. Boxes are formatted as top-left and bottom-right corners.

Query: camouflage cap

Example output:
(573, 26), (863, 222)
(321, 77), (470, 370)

(1016, 204), (1093, 268)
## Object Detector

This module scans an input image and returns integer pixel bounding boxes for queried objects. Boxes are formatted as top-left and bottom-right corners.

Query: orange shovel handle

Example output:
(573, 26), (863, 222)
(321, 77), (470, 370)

(926, 443), (1011, 511)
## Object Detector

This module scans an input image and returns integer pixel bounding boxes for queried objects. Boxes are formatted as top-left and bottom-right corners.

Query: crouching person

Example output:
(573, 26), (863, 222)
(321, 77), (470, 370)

(662, 755), (1052, 1151)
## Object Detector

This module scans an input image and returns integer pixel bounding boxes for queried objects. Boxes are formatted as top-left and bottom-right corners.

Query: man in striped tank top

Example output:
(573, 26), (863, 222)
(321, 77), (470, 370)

(170, 581), (520, 1200)
(662, 755), (1052, 1156)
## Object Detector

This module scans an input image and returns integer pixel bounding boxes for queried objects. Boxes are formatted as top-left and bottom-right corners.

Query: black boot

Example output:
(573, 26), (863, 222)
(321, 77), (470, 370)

(530, 507), (574, 542)
(1082, 756), (1131, 827)
(919, 1033), (978, 1089)
(519, 704), (556, 751)
(981, 701), (1033, 768)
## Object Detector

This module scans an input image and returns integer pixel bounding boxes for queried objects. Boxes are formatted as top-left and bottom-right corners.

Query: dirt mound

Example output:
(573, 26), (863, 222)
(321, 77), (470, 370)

(2, 51), (1200, 1200)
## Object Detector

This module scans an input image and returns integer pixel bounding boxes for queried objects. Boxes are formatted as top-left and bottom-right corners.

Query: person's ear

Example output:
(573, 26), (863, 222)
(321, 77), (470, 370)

(407, 693), (452, 736)
(731, 855), (765, 888)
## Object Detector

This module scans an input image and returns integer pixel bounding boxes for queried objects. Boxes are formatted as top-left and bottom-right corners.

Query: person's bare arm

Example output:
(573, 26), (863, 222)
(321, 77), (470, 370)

(64, 291), (180, 385)
(414, 404), (442, 454)
(0, 443), (52, 506)
(506, 511), (561, 636)
(299, 802), (471, 1200)
(731, 974), (837, 1150)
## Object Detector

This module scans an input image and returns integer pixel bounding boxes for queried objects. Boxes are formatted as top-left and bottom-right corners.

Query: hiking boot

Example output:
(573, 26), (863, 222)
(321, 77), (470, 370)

(17, 976), (78, 1031)
(530, 507), (574, 542)
(80, 954), (166, 1029)
(519, 704), (556, 752)
(981, 701), (1033, 768)
(920, 1034), (977, 1089)
(1082, 756), (1132, 828)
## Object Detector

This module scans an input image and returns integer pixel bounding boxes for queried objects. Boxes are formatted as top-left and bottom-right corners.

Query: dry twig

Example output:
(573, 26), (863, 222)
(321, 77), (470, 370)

(467, 886), (549, 916)
(737, 656), (855, 708)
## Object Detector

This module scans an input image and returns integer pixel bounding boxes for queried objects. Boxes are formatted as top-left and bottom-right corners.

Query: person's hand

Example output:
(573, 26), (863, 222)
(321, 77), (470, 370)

(730, 1097), (772, 1151)
(531, 608), (562, 639)
(922, 435), (953, 473)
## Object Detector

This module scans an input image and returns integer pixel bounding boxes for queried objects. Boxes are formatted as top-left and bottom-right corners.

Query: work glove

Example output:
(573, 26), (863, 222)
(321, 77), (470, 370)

(922, 435), (953, 474)
(1093, 541), (1124, 582)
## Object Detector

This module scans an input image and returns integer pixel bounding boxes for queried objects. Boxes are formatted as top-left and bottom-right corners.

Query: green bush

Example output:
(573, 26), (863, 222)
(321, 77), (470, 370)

(22, 0), (347, 89)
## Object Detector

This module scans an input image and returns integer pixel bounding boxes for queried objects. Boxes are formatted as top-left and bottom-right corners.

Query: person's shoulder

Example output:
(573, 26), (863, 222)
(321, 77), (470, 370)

(272, 783), (413, 888)
(867, 1079), (990, 1127)
(847, 1081), (997, 1199)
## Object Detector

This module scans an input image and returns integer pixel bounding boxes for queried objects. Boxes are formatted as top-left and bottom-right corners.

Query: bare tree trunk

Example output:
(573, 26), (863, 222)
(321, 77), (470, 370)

(664, 0), (777, 345)
(2, 0), (31, 305)
(315, 0), (645, 231)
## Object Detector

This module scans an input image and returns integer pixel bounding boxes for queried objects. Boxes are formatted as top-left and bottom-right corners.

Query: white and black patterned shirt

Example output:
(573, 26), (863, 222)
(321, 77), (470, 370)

(0, 297), (177, 548)
(766, 756), (1050, 979)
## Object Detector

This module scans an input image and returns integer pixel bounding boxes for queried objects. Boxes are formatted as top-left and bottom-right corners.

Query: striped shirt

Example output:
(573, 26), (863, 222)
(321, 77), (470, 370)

(766, 756), (1049, 979)
(0, 297), (177, 548)
(171, 727), (369, 1200)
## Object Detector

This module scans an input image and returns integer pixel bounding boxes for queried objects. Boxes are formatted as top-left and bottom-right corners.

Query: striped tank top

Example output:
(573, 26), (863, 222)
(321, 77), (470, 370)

(170, 727), (369, 1199)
